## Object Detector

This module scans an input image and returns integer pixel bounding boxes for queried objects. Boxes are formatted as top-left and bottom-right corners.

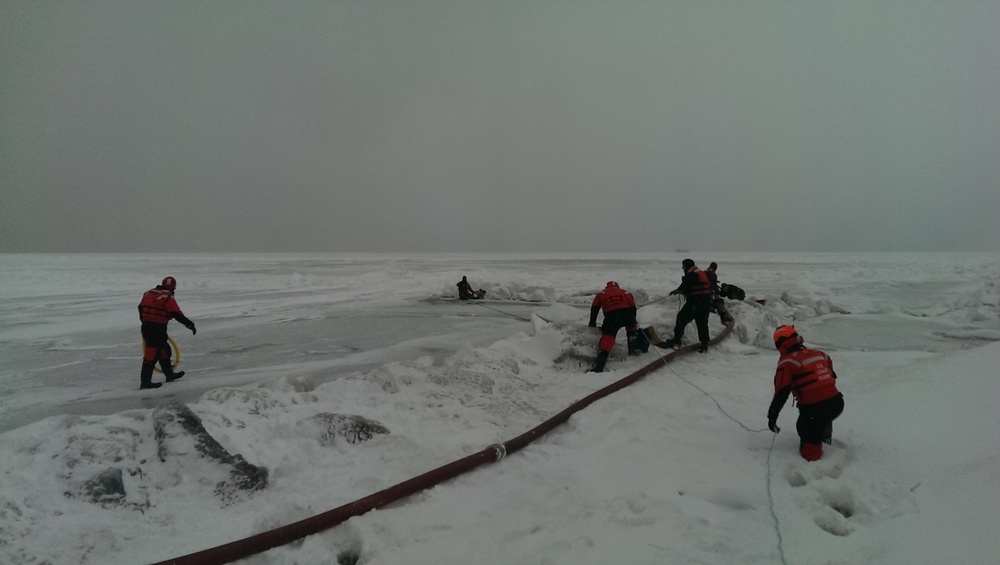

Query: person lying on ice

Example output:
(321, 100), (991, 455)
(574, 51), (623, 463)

(719, 282), (746, 301)
(767, 325), (845, 461)
(138, 276), (196, 389)
(587, 281), (643, 373)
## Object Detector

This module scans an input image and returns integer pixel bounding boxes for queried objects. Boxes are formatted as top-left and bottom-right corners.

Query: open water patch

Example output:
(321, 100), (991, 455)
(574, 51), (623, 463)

(807, 316), (965, 352)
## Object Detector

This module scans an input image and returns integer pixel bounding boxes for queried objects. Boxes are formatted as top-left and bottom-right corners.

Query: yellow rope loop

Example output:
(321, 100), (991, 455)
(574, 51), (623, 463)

(140, 336), (181, 374)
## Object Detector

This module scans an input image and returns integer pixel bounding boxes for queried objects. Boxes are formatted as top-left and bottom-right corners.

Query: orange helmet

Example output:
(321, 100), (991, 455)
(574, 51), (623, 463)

(161, 276), (177, 291)
(773, 325), (797, 346)
(606, 281), (620, 289)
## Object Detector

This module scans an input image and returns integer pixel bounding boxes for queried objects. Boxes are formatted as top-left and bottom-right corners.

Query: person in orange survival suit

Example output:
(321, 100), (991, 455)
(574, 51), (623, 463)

(767, 325), (845, 461)
(587, 281), (641, 373)
(663, 258), (713, 353)
(138, 276), (196, 389)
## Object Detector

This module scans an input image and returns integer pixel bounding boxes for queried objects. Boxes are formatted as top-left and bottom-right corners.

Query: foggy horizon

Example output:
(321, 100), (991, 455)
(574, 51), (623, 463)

(2, 1), (998, 254)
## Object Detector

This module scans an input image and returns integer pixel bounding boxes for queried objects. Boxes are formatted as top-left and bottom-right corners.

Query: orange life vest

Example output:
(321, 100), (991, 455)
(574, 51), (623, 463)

(139, 288), (179, 325)
(592, 287), (636, 314)
(775, 347), (840, 405)
(687, 268), (712, 297)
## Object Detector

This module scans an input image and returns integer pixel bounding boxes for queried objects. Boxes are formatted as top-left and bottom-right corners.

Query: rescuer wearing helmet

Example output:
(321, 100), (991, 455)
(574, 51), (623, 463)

(137, 276), (196, 390)
(663, 259), (713, 353)
(587, 281), (642, 373)
(767, 325), (845, 461)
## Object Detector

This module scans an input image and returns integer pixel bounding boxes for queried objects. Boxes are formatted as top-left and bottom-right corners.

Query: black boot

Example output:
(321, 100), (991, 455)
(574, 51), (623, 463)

(139, 361), (161, 390)
(159, 358), (185, 382)
(698, 342), (708, 353)
(627, 332), (642, 355)
(589, 351), (609, 373)
(822, 423), (833, 445)
(659, 337), (681, 350)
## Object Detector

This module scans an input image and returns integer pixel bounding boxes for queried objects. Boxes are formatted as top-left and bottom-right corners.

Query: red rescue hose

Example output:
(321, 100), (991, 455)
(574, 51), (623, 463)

(152, 322), (734, 565)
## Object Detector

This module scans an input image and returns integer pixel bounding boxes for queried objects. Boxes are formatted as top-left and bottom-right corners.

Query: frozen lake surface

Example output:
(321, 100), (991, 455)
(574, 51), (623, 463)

(1, 252), (998, 565)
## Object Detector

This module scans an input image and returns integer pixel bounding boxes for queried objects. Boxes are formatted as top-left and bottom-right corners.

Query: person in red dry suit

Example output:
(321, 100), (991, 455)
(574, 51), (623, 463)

(138, 276), (196, 389)
(662, 258), (713, 353)
(767, 325), (845, 461)
(587, 281), (641, 373)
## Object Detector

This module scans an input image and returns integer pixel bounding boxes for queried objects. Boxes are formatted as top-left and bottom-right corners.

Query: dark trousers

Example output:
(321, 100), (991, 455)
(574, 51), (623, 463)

(797, 394), (845, 444)
(710, 297), (732, 323)
(141, 323), (172, 362)
(599, 309), (639, 352)
(673, 299), (711, 345)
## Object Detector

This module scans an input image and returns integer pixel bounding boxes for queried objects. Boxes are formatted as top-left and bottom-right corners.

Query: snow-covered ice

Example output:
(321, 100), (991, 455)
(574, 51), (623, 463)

(0, 252), (997, 564)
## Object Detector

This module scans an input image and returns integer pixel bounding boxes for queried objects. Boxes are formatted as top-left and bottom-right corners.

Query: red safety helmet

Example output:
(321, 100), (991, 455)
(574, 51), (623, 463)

(606, 281), (620, 289)
(161, 276), (177, 291)
(773, 325), (797, 346)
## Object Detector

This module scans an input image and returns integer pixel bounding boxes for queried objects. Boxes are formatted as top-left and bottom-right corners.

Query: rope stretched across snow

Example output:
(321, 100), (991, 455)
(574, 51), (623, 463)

(151, 321), (735, 565)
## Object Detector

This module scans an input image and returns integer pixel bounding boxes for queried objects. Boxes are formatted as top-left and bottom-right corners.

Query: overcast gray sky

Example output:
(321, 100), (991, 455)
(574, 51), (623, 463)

(2, 1), (998, 253)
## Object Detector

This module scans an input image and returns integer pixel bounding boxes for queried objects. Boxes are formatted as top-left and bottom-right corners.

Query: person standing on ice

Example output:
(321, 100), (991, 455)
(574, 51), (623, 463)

(662, 258), (713, 353)
(767, 325), (845, 461)
(705, 261), (734, 325)
(587, 281), (641, 373)
(138, 276), (196, 389)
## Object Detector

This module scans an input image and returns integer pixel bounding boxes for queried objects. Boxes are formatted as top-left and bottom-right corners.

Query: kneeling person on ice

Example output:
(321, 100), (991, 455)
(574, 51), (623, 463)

(587, 281), (642, 373)
(767, 325), (845, 461)
(457, 276), (485, 300)
(138, 276), (197, 390)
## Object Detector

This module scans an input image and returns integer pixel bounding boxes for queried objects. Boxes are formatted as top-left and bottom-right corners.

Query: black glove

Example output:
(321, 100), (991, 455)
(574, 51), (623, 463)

(187, 323), (197, 335)
(767, 417), (780, 433)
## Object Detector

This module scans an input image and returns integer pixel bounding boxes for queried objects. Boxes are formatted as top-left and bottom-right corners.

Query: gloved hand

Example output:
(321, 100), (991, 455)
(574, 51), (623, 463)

(767, 417), (780, 433)
(187, 323), (197, 335)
